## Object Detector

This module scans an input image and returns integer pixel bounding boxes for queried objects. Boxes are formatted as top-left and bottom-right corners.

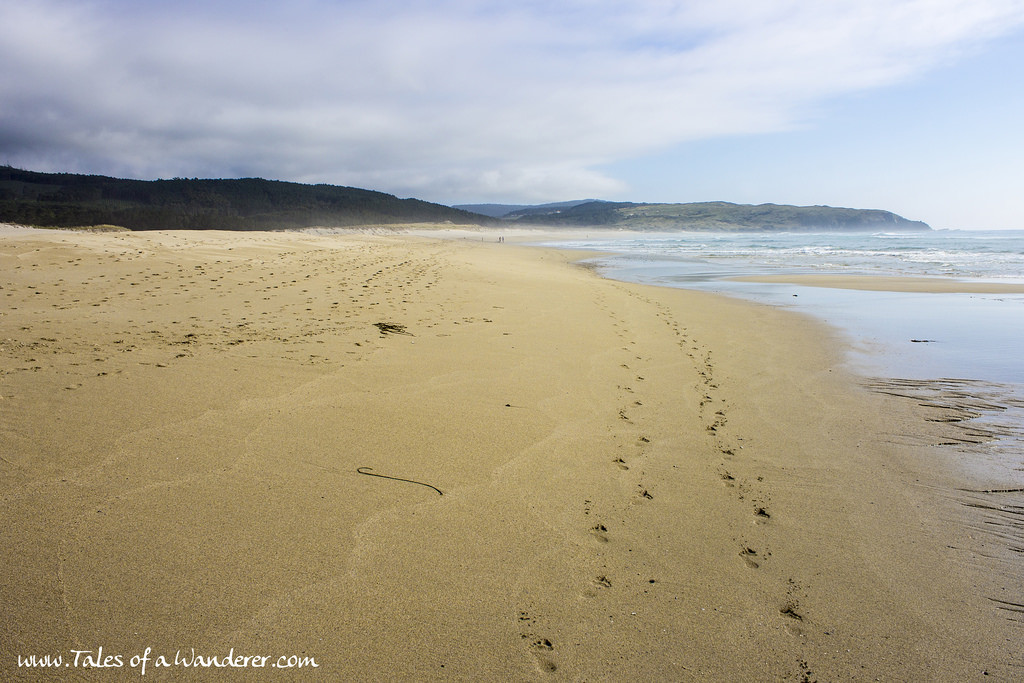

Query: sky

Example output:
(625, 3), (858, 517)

(2, 0), (1024, 229)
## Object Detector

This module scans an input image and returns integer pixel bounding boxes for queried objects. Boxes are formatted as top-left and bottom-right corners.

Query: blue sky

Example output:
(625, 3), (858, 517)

(605, 29), (1024, 229)
(2, 0), (1024, 229)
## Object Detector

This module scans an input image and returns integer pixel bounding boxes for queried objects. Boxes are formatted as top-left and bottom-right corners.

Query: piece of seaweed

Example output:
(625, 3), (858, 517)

(373, 322), (412, 336)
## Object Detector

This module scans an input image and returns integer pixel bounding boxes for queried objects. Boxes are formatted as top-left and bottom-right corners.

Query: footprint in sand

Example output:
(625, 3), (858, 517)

(780, 603), (805, 636)
(590, 524), (610, 543)
(780, 580), (807, 635)
(516, 610), (557, 673)
(529, 639), (557, 673)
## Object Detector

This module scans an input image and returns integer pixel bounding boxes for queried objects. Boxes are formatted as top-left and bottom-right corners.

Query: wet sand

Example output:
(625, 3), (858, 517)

(2, 227), (1021, 680)
(733, 273), (1024, 293)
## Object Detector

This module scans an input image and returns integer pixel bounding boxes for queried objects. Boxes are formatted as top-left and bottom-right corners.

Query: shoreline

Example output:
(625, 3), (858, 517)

(2, 228), (1021, 679)
(731, 272), (1024, 293)
(566, 238), (1024, 409)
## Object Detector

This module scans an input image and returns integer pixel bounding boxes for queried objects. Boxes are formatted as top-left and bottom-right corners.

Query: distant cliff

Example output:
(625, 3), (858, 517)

(0, 167), (493, 230)
(504, 200), (931, 231)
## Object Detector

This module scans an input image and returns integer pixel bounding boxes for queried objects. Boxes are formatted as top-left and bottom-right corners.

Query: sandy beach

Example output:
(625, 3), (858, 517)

(2, 226), (1021, 680)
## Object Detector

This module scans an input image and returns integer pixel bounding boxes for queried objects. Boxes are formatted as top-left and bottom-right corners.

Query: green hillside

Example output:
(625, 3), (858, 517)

(1, 167), (931, 232)
(0, 167), (493, 230)
(506, 200), (931, 231)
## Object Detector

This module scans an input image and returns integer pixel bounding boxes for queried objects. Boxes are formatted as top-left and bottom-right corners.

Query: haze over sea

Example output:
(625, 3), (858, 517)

(543, 229), (1024, 480)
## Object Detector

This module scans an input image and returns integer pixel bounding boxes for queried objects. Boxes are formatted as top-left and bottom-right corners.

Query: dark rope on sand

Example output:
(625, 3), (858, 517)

(357, 467), (443, 496)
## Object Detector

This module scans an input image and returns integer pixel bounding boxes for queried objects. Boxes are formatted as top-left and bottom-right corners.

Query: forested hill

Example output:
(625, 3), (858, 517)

(505, 200), (931, 231)
(1, 167), (931, 232)
(0, 167), (493, 230)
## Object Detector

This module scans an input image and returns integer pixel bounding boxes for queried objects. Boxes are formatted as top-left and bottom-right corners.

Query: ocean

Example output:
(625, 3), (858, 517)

(540, 229), (1024, 483)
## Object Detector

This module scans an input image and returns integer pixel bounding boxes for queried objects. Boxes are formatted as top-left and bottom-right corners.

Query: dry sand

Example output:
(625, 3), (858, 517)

(2, 228), (1022, 680)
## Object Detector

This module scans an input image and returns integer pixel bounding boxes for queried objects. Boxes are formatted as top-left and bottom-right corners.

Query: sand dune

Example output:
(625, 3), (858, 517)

(2, 228), (1020, 680)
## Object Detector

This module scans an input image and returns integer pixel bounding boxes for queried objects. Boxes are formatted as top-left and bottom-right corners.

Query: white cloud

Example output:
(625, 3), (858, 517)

(2, 0), (1023, 201)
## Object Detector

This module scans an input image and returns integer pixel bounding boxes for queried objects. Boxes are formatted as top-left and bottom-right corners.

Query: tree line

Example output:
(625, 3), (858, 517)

(0, 167), (492, 230)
